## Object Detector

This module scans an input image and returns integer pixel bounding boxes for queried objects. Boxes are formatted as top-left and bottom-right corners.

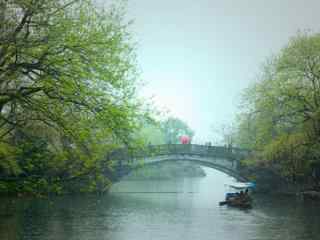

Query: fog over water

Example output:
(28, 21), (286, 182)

(116, 0), (320, 143)
(2, 2), (320, 240)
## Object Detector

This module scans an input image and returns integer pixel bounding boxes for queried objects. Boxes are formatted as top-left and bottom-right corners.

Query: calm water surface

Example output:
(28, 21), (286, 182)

(0, 167), (320, 240)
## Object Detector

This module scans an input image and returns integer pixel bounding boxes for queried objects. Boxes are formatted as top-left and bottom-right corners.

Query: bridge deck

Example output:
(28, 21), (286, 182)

(109, 144), (249, 161)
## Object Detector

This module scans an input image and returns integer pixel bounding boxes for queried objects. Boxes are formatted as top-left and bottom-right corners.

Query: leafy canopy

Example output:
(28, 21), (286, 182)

(0, 0), (146, 194)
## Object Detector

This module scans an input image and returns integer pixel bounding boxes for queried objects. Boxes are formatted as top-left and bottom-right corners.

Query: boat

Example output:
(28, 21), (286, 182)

(219, 182), (255, 208)
(225, 182), (256, 190)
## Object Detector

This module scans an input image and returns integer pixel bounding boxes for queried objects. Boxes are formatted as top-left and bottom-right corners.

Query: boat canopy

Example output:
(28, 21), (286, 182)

(226, 182), (256, 190)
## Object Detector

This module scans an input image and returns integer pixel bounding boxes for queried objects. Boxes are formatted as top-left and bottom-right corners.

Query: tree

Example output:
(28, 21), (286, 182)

(137, 122), (166, 145)
(211, 123), (237, 147)
(0, 0), (138, 137)
(0, 0), (145, 194)
(160, 117), (194, 144)
(235, 32), (320, 182)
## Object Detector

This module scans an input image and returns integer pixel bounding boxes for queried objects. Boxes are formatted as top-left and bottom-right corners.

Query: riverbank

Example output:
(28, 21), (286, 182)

(240, 165), (320, 201)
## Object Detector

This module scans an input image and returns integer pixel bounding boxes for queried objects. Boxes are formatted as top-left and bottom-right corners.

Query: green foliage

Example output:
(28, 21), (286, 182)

(235, 31), (320, 183)
(160, 117), (194, 144)
(136, 122), (166, 145)
(0, 0), (147, 195)
(134, 116), (195, 146)
(0, 142), (21, 176)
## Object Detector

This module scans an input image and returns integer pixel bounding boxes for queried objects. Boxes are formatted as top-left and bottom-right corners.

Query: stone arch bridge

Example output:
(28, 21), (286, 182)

(107, 144), (250, 181)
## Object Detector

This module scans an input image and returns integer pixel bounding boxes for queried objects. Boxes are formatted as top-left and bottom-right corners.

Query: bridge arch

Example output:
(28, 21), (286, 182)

(108, 144), (249, 182)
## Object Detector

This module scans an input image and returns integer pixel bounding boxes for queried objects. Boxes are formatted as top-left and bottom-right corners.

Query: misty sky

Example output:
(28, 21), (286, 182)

(114, 1), (320, 143)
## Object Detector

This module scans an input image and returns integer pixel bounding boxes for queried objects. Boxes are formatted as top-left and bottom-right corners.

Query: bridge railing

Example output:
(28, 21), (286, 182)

(108, 144), (248, 162)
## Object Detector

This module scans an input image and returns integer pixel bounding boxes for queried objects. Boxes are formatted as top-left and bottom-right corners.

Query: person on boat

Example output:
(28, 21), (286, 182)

(242, 188), (251, 202)
(239, 191), (244, 198)
(239, 190), (250, 202)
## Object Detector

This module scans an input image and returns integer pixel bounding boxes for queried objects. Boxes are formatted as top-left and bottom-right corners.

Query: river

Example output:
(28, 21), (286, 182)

(0, 166), (320, 240)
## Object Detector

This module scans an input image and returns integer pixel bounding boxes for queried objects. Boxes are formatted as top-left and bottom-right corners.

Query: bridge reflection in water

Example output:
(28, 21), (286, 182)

(108, 144), (250, 181)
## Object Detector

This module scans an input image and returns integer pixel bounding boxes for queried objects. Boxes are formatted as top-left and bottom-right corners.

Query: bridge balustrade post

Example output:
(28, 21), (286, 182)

(157, 145), (161, 155)
(160, 144), (167, 155)
(233, 160), (239, 170)
(187, 143), (192, 154)
(179, 144), (184, 154)
(168, 144), (176, 155)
